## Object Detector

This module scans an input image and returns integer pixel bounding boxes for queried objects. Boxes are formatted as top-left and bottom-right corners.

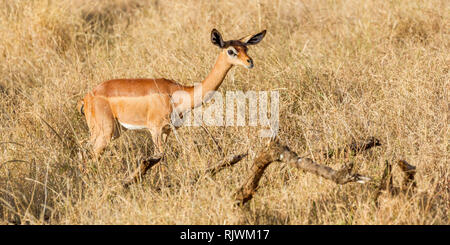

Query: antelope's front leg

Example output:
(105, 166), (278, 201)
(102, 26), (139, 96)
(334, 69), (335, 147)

(158, 124), (172, 159)
(152, 131), (164, 159)
(152, 128), (172, 187)
(122, 129), (164, 188)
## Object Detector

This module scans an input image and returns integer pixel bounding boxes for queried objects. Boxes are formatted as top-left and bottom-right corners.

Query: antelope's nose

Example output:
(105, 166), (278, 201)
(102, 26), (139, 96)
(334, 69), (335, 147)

(247, 59), (254, 69)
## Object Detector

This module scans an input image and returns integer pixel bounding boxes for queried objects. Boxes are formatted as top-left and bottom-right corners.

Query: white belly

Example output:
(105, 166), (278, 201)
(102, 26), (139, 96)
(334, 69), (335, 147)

(119, 122), (148, 130)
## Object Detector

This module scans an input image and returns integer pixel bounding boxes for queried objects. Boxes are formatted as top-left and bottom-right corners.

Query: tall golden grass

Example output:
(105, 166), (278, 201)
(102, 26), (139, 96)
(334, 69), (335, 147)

(0, 0), (448, 224)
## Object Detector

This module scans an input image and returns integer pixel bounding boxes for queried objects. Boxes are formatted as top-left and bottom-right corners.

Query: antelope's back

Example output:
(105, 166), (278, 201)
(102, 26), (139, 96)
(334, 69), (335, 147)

(92, 78), (183, 98)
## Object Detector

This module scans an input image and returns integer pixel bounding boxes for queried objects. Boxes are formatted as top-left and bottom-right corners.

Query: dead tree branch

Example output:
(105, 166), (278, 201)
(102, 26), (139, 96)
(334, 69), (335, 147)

(325, 136), (381, 158)
(397, 160), (417, 193)
(206, 152), (248, 177)
(374, 160), (396, 203)
(234, 141), (281, 205)
(235, 138), (371, 205)
(123, 156), (162, 188)
(348, 137), (381, 153)
(280, 146), (371, 185)
(374, 159), (417, 204)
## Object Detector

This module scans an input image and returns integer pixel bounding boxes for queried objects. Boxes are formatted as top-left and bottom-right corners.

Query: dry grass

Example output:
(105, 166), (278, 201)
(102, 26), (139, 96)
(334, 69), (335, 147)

(0, 0), (448, 224)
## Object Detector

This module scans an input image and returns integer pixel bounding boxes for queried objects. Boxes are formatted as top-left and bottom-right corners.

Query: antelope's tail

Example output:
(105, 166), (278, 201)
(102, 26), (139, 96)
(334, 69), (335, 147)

(77, 98), (85, 116)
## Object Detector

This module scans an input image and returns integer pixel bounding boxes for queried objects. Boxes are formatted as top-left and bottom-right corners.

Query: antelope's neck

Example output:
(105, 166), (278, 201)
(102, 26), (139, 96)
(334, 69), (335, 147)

(176, 52), (232, 111)
(198, 52), (232, 98)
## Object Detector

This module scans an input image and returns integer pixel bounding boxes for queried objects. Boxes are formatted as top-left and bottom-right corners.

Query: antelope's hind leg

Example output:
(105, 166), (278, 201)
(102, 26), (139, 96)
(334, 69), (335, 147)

(82, 96), (117, 171)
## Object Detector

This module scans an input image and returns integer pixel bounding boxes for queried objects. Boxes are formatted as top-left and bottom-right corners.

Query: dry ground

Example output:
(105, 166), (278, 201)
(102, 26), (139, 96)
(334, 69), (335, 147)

(0, 0), (448, 224)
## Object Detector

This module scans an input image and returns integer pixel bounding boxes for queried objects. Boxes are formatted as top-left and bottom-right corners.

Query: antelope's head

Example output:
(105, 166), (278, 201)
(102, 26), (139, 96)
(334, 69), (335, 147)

(211, 29), (266, 69)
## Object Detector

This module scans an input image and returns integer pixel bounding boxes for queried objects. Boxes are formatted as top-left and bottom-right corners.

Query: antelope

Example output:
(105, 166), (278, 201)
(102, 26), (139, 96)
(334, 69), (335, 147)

(77, 29), (266, 185)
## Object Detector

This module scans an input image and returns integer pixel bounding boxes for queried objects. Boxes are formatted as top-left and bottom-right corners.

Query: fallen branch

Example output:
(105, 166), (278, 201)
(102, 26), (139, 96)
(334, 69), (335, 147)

(348, 137), (381, 153)
(281, 147), (371, 185)
(235, 138), (371, 205)
(374, 159), (417, 204)
(397, 160), (417, 193)
(325, 136), (381, 158)
(206, 152), (248, 177)
(374, 160), (396, 204)
(123, 156), (162, 188)
(234, 142), (281, 205)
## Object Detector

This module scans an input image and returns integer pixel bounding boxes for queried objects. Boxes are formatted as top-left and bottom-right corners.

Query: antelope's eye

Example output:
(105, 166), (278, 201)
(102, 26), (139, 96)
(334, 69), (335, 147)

(227, 49), (235, 56)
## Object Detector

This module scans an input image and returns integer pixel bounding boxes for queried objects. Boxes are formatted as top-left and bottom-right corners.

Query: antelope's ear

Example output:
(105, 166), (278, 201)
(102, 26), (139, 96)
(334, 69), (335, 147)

(240, 30), (266, 45)
(211, 29), (225, 48)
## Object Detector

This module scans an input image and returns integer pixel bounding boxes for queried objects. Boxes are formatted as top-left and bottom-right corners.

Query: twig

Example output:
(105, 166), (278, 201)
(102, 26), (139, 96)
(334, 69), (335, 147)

(374, 159), (417, 205)
(1, 159), (29, 168)
(206, 152), (248, 177)
(374, 160), (396, 204)
(122, 156), (162, 188)
(201, 125), (224, 157)
(0, 142), (25, 147)
(348, 137), (381, 153)
(397, 160), (417, 193)
(37, 115), (68, 148)
(325, 136), (381, 158)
